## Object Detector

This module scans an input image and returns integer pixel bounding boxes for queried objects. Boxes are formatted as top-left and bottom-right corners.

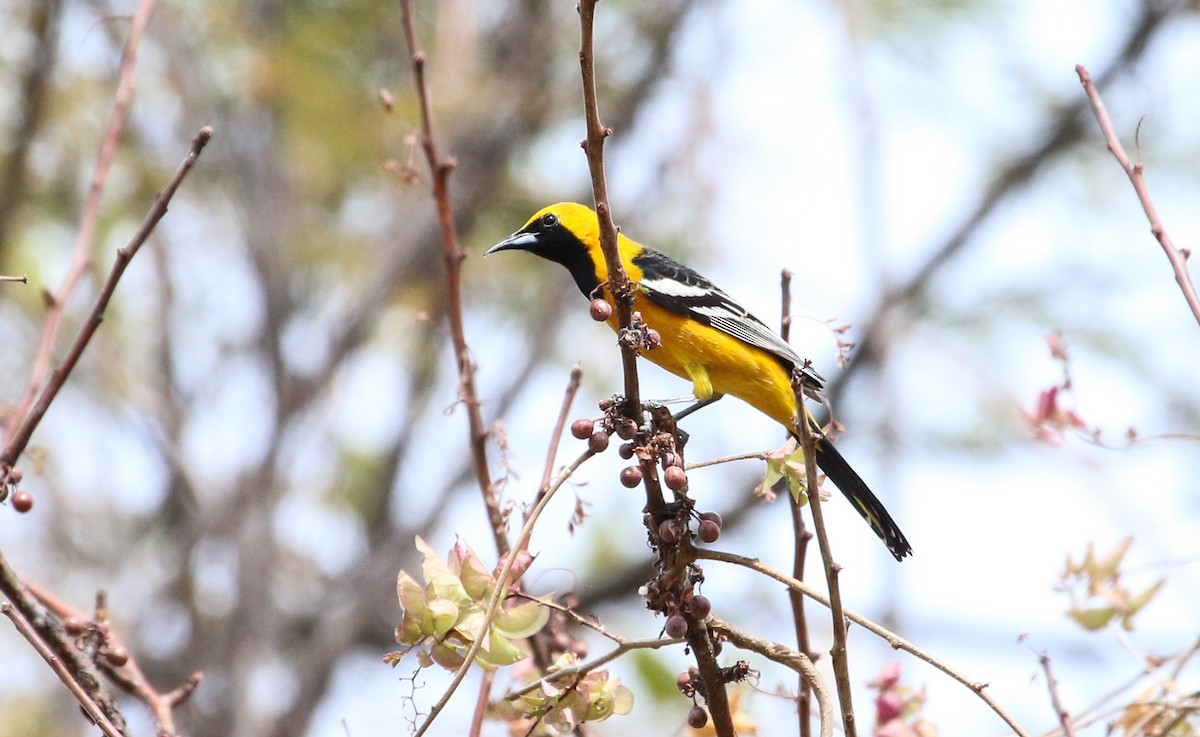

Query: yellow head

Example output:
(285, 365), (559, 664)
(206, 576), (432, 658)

(486, 202), (629, 296)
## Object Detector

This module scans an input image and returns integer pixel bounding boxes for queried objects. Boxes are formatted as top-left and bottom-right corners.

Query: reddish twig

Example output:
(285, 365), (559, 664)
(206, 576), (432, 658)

(1039, 652), (1077, 737)
(531, 365), (583, 518)
(397, 0), (509, 558)
(795, 385), (857, 737)
(0, 551), (126, 731)
(31, 586), (202, 737)
(1, 603), (124, 737)
(1076, 64), (1200, 327)
(1, 127), (213, 477)
(576, 0), (666, 519)
(782, 268), (815, 737)
(4, 0), (160, 451)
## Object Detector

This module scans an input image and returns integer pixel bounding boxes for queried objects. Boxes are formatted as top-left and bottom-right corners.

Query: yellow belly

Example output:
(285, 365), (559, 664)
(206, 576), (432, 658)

(608, 294), (799, 432)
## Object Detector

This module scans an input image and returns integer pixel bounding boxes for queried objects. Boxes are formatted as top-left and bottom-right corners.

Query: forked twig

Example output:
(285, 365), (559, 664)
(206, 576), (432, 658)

(1076, 64), (1200, 327)
(2, 127), (213, 476)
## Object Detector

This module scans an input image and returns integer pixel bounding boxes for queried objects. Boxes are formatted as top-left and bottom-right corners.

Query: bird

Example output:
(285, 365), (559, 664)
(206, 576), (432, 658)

(486, 202), (911, 560)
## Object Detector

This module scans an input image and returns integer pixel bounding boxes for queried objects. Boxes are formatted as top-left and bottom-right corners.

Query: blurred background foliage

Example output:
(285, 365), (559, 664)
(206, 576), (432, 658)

(1, 0), (1199, 735)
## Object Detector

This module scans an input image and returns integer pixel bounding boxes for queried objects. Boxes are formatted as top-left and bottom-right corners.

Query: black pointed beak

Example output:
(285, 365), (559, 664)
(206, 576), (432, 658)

(484, 231), (539, 256)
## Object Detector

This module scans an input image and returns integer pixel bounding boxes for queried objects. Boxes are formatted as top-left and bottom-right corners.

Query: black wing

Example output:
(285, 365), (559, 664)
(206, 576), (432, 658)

(632, 249), (825, 389)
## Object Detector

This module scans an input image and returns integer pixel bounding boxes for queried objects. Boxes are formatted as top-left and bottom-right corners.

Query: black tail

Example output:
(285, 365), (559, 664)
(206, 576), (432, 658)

(812, 431), (912, 561)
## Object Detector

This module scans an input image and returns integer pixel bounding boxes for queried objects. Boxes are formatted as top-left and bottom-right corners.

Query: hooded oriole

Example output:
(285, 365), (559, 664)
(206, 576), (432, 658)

(487, 202), (911, 560)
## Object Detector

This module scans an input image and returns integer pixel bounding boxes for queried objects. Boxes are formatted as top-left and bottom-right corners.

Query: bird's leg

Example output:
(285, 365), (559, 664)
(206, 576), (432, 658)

(671, 393), (725, 423)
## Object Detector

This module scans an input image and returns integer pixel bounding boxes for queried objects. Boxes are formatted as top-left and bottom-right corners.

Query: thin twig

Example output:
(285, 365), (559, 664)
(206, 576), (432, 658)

(708, 615), (833, 737)
(1039, 652), (1077, 737)
(4, 0), (160, 451)
(795, 386), (857, 736)
(781, 268), (814, 737)
(576, 0), (666, 520)
(531, 365), (583, 519)
(29, 584), (202, 737)
(0, 552), (126, 731)
(696, 548), (1032, 737)
(398, 0), (509, 557)
(1076, 64), (1200, 327)
(503, 636), (681, 701)
(685, 449), (770, 471)
(413, 449), (595, 737)
(1, 604), (124, 737)
(1, 126), (212, 476)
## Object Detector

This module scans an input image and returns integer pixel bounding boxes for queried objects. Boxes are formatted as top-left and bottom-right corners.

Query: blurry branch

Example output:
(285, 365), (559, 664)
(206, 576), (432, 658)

(1, 127), (213, 476)
(795, 383), (857, 737)
(529, 365), (583, 524)
(31, 586), (202, 737)
(0, 551), (126, 732)
(782, 268), (815, 737)
(696, 548), (1033, 737)
(1038, 652), (1078, 737)
(832, 0), (1181, 401)
(399, 0), (508, 557)
(707, 615), (833, 737)
(0, 0), (62, 264)
(414, 448), (595, 737)
(1, 603), (123, 737)
(4, 0), (160, 451)
(1076, 63), (1200, 327)
(0, 127), (209, 736)
(504, 636), (681, 701)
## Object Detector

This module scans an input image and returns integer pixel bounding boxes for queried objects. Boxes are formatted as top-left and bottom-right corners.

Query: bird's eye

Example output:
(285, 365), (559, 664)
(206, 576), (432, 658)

(541, 213), (560, 227)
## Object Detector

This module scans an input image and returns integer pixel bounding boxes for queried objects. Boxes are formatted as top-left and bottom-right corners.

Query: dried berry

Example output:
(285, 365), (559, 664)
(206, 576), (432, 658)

(697, 519), (721, 543)
(675, 671), (693, 693)
(687, 705), (708, 729)
(614, 417), (637, 440)
(570, 418), (594, 440)
(589, 299), (613, 322)
(619, 466), (643, 488)
(588, 430), (611, 453)
(689, 595), (712, 618)
(645, 328), (662, 348)
(664, 465), (688, 492)
(664, 614), (688, 639)
(658, 519), (681, 543)
(11, 491), (32, 513)
(105, 646), (130, 667)
(618, 442), (635, 459)
(699, 511), (723, 529)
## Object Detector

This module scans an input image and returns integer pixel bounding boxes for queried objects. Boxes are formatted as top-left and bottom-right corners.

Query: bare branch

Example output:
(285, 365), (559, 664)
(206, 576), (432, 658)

(795, 384), (857, 736)
(696, 548), (1033, 737)
(2, 127), (213, 475)
(1076, 63), (1200, 327)
(5, 0), (160, 450)
(398, 0), (508, 557)
(1, 603), (124, 737)
(1039, 652), (1077, 737)
(708, 615), (833, 737)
